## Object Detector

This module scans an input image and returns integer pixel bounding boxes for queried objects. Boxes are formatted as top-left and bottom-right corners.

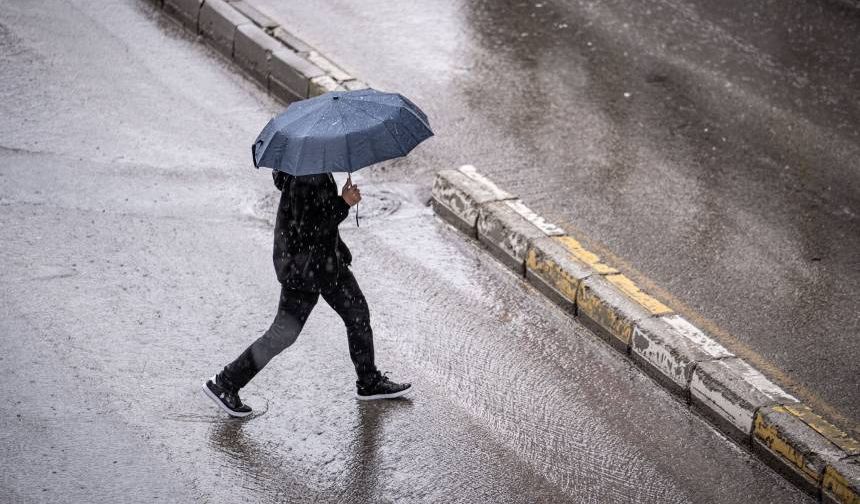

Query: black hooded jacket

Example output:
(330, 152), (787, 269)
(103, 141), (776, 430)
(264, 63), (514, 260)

(272, 171), (352, 292)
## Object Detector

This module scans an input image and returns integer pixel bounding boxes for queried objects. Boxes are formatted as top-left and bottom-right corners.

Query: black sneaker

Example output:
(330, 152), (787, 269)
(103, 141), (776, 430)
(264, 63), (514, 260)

(356, 372), (411, 400)
(202, 375), (252, 417)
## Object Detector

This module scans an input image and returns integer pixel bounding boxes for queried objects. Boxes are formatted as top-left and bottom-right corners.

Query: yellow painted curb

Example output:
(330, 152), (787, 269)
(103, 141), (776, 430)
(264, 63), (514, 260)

(553, 236), (618, 275)
(576, 278), (649, 348)
(784, 404), (860, 456)
(525, 247), (580, 302)
(754, 406), (822, 484)
(823, 463), (860, 504)
(753, 404), (860, 500)
(605, 274), (674, 316)
(548, 236), (672, 317)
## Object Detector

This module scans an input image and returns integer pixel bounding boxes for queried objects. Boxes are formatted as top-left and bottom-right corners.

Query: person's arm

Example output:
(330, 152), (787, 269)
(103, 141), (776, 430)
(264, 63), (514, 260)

(289, 174), (350, 229)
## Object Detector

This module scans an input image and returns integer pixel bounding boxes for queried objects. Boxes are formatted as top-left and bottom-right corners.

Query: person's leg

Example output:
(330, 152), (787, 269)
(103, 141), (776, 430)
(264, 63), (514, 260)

(320, 268), (379, 385)
(218, 286), (319, 391)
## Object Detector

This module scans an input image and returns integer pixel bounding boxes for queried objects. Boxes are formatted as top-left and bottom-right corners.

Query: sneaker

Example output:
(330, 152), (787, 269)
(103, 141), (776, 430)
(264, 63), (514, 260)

(356, 372), (411, 400)
(202, 375), (253, 417)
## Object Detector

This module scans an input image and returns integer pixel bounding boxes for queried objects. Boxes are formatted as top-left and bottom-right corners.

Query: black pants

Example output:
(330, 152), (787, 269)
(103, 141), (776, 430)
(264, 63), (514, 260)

(218, 268), (378, 391)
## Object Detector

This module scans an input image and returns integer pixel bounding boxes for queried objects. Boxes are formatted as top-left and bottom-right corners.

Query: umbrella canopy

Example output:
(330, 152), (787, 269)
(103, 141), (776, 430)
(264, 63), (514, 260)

(252, 88), (433, 175)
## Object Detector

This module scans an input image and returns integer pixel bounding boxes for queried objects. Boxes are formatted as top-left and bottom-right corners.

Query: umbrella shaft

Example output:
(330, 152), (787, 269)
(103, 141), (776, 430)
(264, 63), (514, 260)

(347, 173), (359, 227)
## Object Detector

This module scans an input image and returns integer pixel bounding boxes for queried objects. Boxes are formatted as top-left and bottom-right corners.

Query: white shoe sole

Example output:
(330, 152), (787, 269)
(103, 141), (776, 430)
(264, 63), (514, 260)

(355, 386), (412, 401)
(201, 380), (253, 418)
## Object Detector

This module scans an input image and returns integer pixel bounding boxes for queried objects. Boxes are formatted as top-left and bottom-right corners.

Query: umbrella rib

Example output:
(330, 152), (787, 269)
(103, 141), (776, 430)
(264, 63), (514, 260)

(346, 98), (430, 129)
(399, 108), (422, 147)
(345, 103), (408, 156)
(280, 105), (326, 131)
(382, 119), (408, 156)
(395, 93), (429, 123)
(340, 103), (380, 169)
(343, 98), (420, 139)
(295, 108), (331, 172)
(300, 105), (331, 137)
(337, 101), (352, 172)
(342, 99), (389, 122)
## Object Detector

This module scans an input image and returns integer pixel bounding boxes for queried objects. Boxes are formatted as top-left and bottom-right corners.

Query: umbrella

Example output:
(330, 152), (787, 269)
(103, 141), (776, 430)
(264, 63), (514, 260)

(252, 88), (433, 226)
(253, 88), (432, 172)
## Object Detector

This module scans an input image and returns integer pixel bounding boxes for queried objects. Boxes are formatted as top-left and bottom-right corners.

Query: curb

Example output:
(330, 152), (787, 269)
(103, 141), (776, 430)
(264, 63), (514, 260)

(432, 165), (860, 503)
(148, 0), (367, 104)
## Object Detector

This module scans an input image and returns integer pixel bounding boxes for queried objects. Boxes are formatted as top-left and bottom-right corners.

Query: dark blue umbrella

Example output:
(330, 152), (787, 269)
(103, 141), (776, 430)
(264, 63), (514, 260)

(252, 88), (433, 175)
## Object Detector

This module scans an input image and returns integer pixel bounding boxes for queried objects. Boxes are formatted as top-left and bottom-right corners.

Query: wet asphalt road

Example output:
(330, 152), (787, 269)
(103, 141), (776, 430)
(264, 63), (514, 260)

(0, 0), (815, 502)
(248, 0), (860, 433)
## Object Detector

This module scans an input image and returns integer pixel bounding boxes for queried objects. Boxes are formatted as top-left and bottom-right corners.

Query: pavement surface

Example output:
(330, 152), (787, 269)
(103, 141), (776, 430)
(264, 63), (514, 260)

(0, 0), (815, 502)
(246, 0), (860, 434)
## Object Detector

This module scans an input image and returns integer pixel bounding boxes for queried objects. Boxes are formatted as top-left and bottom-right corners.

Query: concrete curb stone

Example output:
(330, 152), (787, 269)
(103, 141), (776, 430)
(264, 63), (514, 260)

(605, 274), (673, 316)
(505, 199), (566, 237)
(163, 0), (202, 31)
(576, 274), (654, 353)
(780, 404), (860, 457)
(753, 404), (847, 496)
(525, 236), (594, 314)
(431, 167), (515, 238)
(306, 51), (352, 83)
(753, 402), (860, 502)
(234, 23), (281, 85)
(476, 200), (550, 275)
(309, 75), (345, 96)
(151, 0), (357, 107)
(662, 313), (734, 360)
(342, 79), (370, 91)
(545, 236), (618, 275)
(691, 357), (798, 445)
(269, 48), (325, 102)
(198, 0), (250, 57)
(226, 0), (278, 30)
(631, 315), (727, 400)
(271, 27), (314, 55)
(823, 456), (860, 504)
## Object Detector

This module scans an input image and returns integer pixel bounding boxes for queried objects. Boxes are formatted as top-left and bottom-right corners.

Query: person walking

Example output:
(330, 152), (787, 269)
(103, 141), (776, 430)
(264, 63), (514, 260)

(202, 88), (432, 417)
(203, 171), (411, 418)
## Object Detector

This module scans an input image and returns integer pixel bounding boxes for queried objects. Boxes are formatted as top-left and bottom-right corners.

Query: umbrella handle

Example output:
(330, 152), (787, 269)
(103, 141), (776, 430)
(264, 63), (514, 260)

(348, 173), (360, 228)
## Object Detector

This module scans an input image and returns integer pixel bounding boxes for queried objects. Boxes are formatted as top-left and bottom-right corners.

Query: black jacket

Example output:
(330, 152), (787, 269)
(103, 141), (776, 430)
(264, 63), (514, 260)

(272, 171), (352, 292)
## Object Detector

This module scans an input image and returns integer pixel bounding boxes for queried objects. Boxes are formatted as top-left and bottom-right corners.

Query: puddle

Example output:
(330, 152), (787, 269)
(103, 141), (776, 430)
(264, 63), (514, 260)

(166, 394), (270, 423)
